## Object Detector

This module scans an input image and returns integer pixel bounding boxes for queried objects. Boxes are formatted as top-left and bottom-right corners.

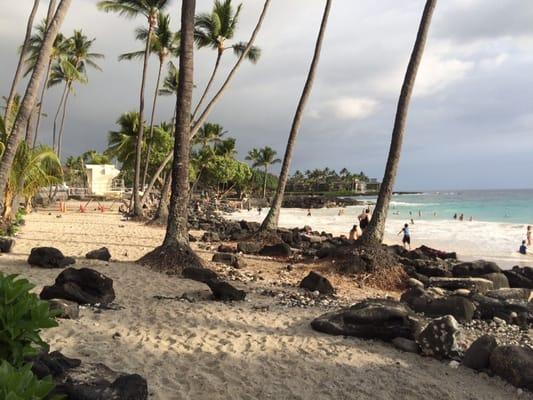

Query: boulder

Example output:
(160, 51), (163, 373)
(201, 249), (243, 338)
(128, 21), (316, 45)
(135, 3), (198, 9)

(40, 268), (115, 305)
(259, 243), (292, 257)
(48, 299), (80, 319)
(479, 272), (509, 290)
(28, 247), (75, 269)
(311, 298), (422, 341)
(486, 288), (532, 302)
(469, 293), (529, 325)
(206, 280), (246, 301)
(182, 267), (219, 284)
(237, 241), (263, 254)
(428, 277), (493, 293)
(299, 272), (335, 295)
(504, 266), (533, 289)
(452, 260), (501, 277)
(401, 287), (476, 322)
(462, 335), (497, 371)
(417, 245), (457, 260)
(201, 231), (220, 242)
(416, 264), (451, 278)
(85, 247), (112, 262)
(0, 237), (15, 253)
(239, 220), (259, 232)
(212, 252), (246, 269)
(392, 337), (420, 353)
(30, 351), (81, 380)
(417, 315), (461, 359)
(490, 345), (533, 390)
(217, 244), (236, 253)
(188, 234), (197, 243)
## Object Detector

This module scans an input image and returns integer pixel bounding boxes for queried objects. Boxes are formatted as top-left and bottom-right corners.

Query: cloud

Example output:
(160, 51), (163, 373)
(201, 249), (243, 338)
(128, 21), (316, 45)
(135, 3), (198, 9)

(325, 97), (378, 120)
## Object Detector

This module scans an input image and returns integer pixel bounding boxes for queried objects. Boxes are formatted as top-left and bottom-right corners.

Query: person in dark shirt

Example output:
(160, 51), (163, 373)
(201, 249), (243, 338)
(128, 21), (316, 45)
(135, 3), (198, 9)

(519, 240), (528, 255)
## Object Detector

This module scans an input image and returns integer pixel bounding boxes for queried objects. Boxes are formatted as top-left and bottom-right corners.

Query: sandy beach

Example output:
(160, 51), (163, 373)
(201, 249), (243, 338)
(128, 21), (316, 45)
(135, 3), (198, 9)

(0, 206), (529, 399)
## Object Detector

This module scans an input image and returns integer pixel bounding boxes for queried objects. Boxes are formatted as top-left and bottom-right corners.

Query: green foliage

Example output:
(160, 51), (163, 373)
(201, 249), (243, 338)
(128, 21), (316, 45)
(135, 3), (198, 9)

(203, 155), (251, 189)
(0, 273), (58, 367)
(0, 361), (60, 400)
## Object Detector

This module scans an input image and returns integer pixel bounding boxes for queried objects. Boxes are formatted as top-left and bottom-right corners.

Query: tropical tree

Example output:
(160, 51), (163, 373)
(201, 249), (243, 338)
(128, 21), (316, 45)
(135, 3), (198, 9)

(106, 111), (142, 172)
(247, 146), (280, 198)
(120, 12), (179, 188)
(4, 0), (41, 127)
(25, 22), (70, 147)
(193, 122), (225, 149)
(361, 0), (437, 245)
(261, 0), (332, 230)
(192, 0), (261, 118)
(0, 0), (72, 216)
(213, 137), (236, 157)
(138, 0), (204, 271)
(97, 0), (170, 217)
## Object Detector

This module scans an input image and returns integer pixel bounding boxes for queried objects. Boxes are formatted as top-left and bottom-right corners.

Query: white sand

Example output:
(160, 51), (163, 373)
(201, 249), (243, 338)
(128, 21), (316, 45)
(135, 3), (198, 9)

(0, 207), (529, 399)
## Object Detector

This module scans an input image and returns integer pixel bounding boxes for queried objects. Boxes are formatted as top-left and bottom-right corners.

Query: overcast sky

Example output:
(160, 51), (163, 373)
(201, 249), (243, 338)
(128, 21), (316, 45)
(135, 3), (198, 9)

(1, 0), (533, 191)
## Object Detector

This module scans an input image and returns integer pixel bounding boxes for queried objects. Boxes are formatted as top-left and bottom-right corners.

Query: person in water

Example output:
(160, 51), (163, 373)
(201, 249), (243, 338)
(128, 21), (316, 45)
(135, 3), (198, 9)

(528, 226), (532, 247)
(459, 214), (464, 221)
(453, 213), (457, 220)
(519, 240), (528, 255)
(358, 208), (371, 230)
(398, 223), (411, 250)
(349, 224), (359, 241)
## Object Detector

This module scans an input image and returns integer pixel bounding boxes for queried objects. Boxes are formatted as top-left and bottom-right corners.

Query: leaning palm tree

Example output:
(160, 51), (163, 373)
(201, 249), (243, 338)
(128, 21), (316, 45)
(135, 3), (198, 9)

(361, 0), (438, 245)
(138, 0), (204, 271)
(120, 12), (179, 188)
(192, 0), (260, 118)
(251, 146), (280, 198)
(261, 0), (332, 230)
(0, 0), (72, 216)
(25, 22), (70, 147)
(97, 0), (169, 217)
(4, 0), (41, 126)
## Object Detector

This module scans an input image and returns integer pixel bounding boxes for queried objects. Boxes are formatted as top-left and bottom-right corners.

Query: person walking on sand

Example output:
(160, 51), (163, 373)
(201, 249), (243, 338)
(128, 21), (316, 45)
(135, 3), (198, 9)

(527, 226), (532, 246)
(398, 223), (411, 250)
(358, 208), (371, 230)
(349, 224), (359, 241)
(519, 240), (528, 255)
(307, 209), (312, 217)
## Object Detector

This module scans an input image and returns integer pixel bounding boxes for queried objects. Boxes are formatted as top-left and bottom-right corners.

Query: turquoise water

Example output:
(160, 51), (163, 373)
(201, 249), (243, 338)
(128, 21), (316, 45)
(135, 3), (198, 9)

(356, 189), (533, 224)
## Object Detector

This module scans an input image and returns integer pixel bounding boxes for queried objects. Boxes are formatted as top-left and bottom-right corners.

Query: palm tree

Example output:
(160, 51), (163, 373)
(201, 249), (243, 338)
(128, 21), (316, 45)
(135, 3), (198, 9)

(138, 0), (204, 271)
(361, 0), (437, 245)
(120, 12), (179, 188)
(250, 146), (280, 198)
(0, 0), (72, 216)
(4, 0), (41, 127)
(50, 30), (103, 158)
(97, 0), (169, 217)
(261, 0), (332, 230)
(193, 122), (225, 148)
(25, 22), (70, 147)
(192, 0), (260, 118)
(106, 111), (141, 170)
(245, 147), (260, 194)
(214, 137), (236, 157)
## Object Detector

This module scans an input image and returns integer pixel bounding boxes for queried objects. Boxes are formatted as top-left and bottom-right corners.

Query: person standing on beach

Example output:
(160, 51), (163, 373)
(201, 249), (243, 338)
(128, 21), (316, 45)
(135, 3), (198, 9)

(527, 226), (532, 246)
(358, 208), (371, 230)
(307, 209), (312, 217)
(398, 223), (411, 250)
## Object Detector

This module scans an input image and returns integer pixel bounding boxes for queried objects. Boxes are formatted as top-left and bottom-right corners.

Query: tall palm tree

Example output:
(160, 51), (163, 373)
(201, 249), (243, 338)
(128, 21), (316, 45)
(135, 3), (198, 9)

(261, 0), (332, 230)
(0, 0), (72, 216)
(192, 0), (260, 118)
(50, 30), (103, 158)
(97, 0), (169, 217)
(250, 146), (280, 198)
(25, 22), (70, 147)
(138, 0), (204, 271)
(193, 122), (225, 148)
(361, 0), (437, 245)
(120, 12), (179, 188)
(245, 147), (260, 194)
(213, 137), (236, 157)
(106, 111), (141, 170)
(4, 0), (41, 127)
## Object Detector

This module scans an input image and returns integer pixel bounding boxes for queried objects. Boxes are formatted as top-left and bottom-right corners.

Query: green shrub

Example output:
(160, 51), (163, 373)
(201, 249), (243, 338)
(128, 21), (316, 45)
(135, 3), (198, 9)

(0, 360), (59, 400)
(0, 273), (58, 366)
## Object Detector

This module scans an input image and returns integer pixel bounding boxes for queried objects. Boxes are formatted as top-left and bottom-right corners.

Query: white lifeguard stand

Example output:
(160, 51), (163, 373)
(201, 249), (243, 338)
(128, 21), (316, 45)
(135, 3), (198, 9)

(85, 164), (123, 197)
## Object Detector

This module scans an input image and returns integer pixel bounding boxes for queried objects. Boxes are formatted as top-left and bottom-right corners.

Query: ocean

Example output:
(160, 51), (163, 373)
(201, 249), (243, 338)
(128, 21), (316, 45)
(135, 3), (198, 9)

(226, 189), (533, 269)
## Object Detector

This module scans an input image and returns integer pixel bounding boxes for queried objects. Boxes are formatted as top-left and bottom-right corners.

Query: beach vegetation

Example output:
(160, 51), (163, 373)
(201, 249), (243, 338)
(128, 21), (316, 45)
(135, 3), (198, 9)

(0, 361), (58, 400)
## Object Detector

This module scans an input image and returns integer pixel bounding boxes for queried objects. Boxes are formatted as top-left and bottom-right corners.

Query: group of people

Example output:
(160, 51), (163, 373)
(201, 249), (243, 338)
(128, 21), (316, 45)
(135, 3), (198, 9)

(453, 213), (473, 222)
(519, 226), (532, 255)
(348, 208), (371, 240)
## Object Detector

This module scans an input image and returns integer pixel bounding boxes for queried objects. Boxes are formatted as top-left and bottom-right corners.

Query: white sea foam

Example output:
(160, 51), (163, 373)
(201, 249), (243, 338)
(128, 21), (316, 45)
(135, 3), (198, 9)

(226, 206), (533, 269)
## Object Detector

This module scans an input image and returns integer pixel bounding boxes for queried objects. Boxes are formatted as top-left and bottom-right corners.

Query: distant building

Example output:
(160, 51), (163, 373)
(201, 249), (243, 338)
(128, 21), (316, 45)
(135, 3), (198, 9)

(85, 164), (123, 197)
(366, 178), (381, 192)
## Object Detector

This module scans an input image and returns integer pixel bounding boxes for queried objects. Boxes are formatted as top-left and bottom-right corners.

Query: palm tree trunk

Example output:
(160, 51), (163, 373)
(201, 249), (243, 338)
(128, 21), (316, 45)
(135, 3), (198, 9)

(360, 0), (437, 246)
(25, 106), (37, 144)
(261, 0), (332, 231)
(263, 166), (268, 198)
(0, 0), (71, 215)
(52, 81), (69, 154)
(33, 59), (53, 148)
(4, 0), (40, 126)
(152, 171), (171, 225)
(191, 50), (222, 119)
(138, 0), (204, 271)
(45, 0), (57, 26)
(132, 19), (155, 217)
(190, 0), (271, 140)
(57, 82), (72, 159)
(141, 58), (164, 189)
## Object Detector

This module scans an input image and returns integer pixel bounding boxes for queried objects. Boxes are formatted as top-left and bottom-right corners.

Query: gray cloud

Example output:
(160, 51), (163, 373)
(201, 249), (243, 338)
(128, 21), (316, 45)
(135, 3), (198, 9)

(1, 0), (532, 191)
